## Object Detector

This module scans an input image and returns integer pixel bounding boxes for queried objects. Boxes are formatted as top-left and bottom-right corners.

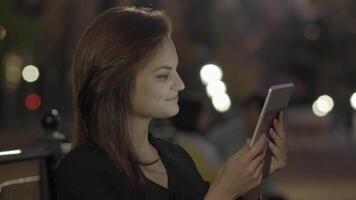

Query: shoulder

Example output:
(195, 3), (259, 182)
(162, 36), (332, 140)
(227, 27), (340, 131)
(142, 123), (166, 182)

(55, 144), (119, 199)
(56, 144), (109, 175)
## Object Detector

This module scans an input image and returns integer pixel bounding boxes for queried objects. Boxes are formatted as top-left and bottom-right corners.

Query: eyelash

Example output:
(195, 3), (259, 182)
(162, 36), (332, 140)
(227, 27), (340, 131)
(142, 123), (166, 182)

(157, 74), (169, 80)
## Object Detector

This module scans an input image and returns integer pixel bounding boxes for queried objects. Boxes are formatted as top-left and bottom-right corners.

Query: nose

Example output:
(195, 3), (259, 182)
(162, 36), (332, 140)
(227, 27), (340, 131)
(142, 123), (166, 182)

(173, 72), (185, 91)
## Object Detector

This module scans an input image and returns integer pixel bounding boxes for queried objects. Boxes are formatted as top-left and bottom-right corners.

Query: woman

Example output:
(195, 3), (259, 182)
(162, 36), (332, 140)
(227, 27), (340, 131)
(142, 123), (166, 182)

(56, 6), (287, 200)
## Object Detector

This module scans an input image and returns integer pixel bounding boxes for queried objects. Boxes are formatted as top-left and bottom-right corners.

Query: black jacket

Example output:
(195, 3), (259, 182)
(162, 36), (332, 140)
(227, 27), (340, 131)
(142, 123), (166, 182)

(56, 135), (209, 200)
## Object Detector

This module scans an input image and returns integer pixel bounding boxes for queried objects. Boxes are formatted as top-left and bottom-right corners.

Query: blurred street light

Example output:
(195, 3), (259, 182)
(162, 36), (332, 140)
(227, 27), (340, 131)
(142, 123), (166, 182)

(212, 93), (231, 112)
(351, 92), (356, 110)
(312, 95), (334, 117)
(206, 80), (227, 98)
(22, 65), (40, 83)
(0, 150), (22, 156)
(0, 25), (6, 41)
(25, 93), (41, 111)
(200, 64), (223, 85)
(3, 53), (23, 90)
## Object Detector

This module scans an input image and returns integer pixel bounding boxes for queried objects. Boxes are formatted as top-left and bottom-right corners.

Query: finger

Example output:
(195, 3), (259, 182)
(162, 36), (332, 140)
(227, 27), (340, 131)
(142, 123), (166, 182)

(278, 112), (285, 133)
(246, 135), (266, 160)
(268, 138), (286, 160)
(249, 150), (266, 172)
(273, 118), (286, 141)
(271, 154), (287, 171)
(269, 128), (283, 146)
(279, 111), (284, 124)
(252, 162), (264, 183)
(272, 118), (282, 134)
(268, 138), (280, 156)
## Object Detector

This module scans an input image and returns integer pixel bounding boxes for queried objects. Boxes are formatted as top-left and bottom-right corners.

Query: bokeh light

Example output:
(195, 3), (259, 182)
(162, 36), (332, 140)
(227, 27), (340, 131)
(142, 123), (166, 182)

(0, 25), (6, 40)
(350, 92), (356, 110)
(316, 95), (334, 113)
(206, 80), (227, 98)
(22, 65), (40, 83)
(6, 64), (22, 84)
(51, 109), (59, 116)
(212, 93), (231, 112)
(200, 64), (223, 85)
(25, 93), (41, 111)
(3, 53), (23, 89)
(312, 95), (334, 117)
(312, 101), (327, 117)
(0, 149), (22, 156)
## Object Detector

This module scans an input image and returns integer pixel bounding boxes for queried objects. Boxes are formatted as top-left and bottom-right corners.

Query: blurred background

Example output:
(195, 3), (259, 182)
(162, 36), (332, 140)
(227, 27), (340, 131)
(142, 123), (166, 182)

(0, 0), (356, 200)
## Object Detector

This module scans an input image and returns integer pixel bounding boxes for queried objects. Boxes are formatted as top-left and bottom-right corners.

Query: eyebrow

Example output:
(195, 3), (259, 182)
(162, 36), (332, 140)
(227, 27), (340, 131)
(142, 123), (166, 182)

(152, 65), (177, 72)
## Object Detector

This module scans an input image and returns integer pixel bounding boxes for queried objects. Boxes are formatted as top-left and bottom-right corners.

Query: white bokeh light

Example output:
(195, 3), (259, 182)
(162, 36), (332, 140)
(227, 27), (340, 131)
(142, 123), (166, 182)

(312, 95), (334, 117)
(0, 149), (22, 156)
(22, 65), (40, 83)
(316, 95), (334, 113)
(200, 64), (223, 85)
(212, 93), (231, 112)
(51, 109), (59, 116)
(350, 92), (356, 110)
(206, 80), (227, 98)
(312, 101), (328, 117)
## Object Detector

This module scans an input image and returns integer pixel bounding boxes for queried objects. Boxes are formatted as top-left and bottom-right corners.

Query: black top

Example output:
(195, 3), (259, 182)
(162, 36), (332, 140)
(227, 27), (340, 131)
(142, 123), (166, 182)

(55, 135), (210, 200)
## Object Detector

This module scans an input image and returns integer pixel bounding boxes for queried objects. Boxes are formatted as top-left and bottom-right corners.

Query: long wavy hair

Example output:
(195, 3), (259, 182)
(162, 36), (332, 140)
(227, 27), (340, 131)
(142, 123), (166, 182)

(71, 6), (171, 199)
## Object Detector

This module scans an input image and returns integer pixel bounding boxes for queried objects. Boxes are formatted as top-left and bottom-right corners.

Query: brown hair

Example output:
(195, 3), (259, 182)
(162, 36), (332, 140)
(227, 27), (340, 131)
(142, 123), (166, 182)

(71, 6), (171, 198)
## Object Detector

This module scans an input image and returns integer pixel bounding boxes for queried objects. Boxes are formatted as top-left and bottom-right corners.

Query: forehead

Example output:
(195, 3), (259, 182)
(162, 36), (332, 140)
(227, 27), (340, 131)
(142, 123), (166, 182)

(143, 37), (178, 71)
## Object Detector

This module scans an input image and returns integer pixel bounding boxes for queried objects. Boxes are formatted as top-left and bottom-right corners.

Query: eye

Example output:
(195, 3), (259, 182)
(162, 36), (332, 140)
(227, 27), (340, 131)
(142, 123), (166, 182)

(157, 74), (169, 80)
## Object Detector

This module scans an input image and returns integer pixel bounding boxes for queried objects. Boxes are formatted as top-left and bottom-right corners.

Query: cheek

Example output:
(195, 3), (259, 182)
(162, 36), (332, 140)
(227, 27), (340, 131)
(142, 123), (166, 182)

(145, 82), (169, 102)
(133, 79), (172, 115)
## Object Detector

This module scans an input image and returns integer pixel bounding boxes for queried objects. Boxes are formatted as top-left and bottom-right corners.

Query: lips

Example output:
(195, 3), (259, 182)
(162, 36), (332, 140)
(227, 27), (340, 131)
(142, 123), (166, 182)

(166, 96), (178, 101)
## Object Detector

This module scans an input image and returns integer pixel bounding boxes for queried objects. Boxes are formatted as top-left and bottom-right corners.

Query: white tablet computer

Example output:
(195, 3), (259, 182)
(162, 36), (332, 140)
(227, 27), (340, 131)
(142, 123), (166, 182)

(251, 83), (294, 146)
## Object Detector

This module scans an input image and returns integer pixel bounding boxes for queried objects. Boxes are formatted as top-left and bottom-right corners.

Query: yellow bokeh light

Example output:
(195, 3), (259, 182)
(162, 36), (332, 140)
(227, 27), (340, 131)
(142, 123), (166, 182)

(0, 25), (6, 41)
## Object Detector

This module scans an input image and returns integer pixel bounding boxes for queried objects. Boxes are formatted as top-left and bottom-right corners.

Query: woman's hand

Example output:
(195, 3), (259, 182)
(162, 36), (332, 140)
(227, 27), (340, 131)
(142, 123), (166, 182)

(266, 112), (288, 176)
(205, 135), (267, 200)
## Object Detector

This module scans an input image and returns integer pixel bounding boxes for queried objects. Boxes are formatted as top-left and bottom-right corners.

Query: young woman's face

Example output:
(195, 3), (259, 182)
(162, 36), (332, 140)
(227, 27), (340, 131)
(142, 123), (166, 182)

(132, 37), (185, 119)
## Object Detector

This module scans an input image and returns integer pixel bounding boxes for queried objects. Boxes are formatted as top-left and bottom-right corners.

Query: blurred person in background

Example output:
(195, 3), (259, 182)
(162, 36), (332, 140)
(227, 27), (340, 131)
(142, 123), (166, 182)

(55, 6), (288, 200)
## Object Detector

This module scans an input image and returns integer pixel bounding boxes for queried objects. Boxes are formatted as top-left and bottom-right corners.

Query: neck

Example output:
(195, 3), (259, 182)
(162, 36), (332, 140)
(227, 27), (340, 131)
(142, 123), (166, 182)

(128, 115), (155, 159)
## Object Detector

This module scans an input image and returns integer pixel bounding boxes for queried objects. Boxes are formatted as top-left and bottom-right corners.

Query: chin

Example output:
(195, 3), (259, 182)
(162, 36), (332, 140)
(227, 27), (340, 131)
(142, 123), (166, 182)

(156, 107), (179, 119)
